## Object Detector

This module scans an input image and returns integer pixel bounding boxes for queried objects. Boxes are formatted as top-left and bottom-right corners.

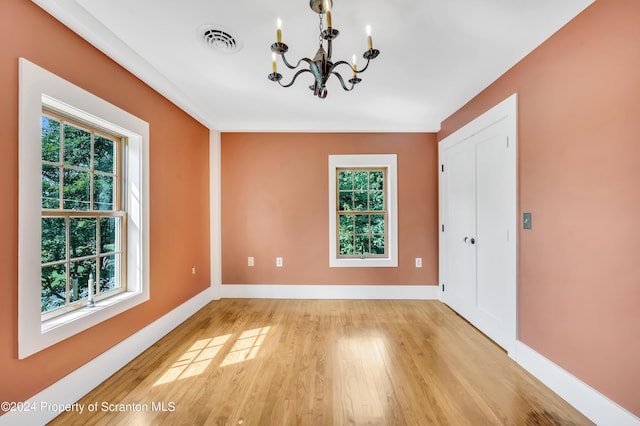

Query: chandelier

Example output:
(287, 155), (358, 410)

(268, 0), (380, 99)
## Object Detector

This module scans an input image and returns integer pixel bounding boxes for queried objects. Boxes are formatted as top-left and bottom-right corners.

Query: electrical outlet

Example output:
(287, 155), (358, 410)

(415, 258), (422, 268)
(276, 257), (283, 267)
(248, 256), (255, 267)
(191, 266), (196, 275)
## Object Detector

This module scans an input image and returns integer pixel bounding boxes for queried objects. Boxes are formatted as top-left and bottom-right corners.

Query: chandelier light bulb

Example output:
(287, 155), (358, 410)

(276, 18), (282, 43)
(325, 0), (332, 27)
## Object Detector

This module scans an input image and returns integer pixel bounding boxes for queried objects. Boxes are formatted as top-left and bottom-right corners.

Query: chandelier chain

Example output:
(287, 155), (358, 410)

(318, 13), (324, 46)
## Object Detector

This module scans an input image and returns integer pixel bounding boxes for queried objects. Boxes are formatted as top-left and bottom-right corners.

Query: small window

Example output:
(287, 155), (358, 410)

(336, 168), (387, 258)
(329, 155), (398, 267)
(40, 110), (127, 320)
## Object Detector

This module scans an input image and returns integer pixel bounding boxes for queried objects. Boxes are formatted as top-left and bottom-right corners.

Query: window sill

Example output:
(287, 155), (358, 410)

(330, 257), (398, 268)
(42, 291), (140, 333)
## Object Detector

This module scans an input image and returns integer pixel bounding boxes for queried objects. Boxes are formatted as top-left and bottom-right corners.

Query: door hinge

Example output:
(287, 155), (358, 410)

(441, 164), (444, 172)
(442, 283), (445, 292)
(441, 224), (445, 232)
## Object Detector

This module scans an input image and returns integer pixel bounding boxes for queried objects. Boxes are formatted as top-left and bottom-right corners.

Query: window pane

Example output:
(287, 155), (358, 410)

(355, 235), (370, 255)
(370, 191), (384, 211)
(63, 169), (91, 210)
(100, 254), (120, 293)
(63, 124), (91, 168)
(339, 214), (354, 234)
(42, 165), (60, 209)
(42, 217), (66, 264)
(338, 171), (352, 190)
(100, 217), (119, 253)
(69, 259), (96, 303)
(41, 263), (66, 313)
(369, 171), (384, 190)
(69, 217), (97, 258)
(338, 191), (353, 211)
(354, 171), (369, 190)
(371, 214), (385, 234)
(41, 116), (60, 163)
(339, 233), (355, 255)
(354, 191), (368, 211)
(354, 214), (369, 234)
(371, 234), (385, 254)
(94, 174), (114, 211)
(94, 135), (115, 173)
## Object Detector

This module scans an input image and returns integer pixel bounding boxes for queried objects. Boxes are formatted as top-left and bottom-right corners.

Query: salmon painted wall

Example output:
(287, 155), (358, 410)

(0, 0), (210, 408)
(221, 133), (438, 285)
(439, 0), (640, 417)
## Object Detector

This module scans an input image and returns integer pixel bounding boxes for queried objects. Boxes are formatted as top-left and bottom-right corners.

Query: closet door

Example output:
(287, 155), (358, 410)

(441, 144), (476, 317)
(439, 95), (517, 354)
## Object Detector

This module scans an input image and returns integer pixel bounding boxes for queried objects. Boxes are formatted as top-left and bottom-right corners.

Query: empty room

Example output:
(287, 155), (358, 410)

(1, 0), (639, 424)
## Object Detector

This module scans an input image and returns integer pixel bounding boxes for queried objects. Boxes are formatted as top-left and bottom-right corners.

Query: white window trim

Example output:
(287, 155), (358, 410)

(328, 154), (398, 267)
(18, 58), (150, 359)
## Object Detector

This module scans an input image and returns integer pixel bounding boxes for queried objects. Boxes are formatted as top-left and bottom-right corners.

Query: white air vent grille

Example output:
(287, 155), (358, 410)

(200, 25), (242, 54)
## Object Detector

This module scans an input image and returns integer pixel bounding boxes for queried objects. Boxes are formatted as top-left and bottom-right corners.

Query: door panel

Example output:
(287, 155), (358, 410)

(475, 124), (512, 347)
(442, 147), (476, 315)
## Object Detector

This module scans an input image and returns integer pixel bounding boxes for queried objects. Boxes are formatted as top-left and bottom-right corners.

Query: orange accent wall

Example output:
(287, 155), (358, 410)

(439, 0), (640, 417)
(0, 0), (210, 407)
(221, 133), (438, 285)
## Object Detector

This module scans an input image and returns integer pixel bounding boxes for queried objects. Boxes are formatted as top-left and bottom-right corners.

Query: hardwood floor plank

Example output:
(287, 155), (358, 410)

(49, 299), (592, 425)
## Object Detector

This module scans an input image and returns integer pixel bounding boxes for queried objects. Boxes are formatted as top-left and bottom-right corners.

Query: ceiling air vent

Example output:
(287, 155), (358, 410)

(200, 25), (242, 54)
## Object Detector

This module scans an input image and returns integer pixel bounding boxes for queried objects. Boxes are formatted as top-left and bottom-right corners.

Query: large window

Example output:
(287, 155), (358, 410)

(329, 155), (398, 267)
(19, 58), (150, 359)
(40, 110), (126, 320)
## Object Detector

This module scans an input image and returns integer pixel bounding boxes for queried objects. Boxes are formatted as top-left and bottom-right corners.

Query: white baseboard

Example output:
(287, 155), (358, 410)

(220, 284), (440, 300)
(0, 288), (213, 426)
(514, 341), (640, 426)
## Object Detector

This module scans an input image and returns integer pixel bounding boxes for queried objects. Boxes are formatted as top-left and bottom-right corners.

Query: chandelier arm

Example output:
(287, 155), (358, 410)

(327, 59), (372, 76)
(331, 71), (356, 92)
(354, 58), (372, 74)
(281, 53), (314, 70)
(278, 69), (314, 88)
(327, 60), (355, 74)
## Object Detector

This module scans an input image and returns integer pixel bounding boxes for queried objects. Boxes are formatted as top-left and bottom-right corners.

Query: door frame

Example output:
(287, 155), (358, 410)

(438, 93), (518, 356)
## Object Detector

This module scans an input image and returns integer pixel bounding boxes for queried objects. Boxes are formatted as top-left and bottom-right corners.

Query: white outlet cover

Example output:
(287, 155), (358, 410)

(415, 258), (422, 268)
(276, 257), (283, 267)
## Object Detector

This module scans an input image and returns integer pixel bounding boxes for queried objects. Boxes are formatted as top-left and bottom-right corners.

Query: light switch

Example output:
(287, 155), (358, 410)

(523, 212), (532, 230)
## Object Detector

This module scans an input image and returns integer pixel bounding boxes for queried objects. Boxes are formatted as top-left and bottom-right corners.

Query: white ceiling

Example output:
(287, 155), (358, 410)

(33, 0), (594, 132)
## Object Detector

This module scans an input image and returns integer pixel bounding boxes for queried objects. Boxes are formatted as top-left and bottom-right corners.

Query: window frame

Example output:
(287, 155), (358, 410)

(40, 108), (128, 321)
(18, 58), (150, 359)
(336, 167), (388, 258)
(328, 154), (398, 267)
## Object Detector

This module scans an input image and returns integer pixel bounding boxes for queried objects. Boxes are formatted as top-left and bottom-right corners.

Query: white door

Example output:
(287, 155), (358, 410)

(439, 95), (517, 354)
(441, 143), (476, 317)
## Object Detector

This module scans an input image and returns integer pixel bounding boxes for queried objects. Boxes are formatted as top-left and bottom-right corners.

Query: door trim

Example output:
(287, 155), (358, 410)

(438, 93), (518, 356)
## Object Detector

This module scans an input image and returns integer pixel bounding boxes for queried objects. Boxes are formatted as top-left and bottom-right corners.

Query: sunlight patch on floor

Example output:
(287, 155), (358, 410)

(154, 334), (231, 386)
(220, 326), (270, 367)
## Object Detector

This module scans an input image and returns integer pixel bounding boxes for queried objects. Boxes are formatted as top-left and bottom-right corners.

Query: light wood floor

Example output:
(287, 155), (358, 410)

(50, 299), (592, 425)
